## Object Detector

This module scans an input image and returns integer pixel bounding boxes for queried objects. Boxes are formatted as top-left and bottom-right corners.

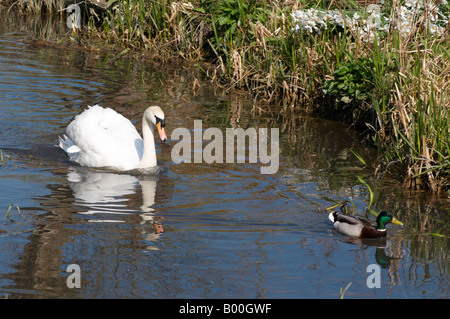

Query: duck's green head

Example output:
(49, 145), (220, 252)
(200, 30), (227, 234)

(376, 211), (403, 230)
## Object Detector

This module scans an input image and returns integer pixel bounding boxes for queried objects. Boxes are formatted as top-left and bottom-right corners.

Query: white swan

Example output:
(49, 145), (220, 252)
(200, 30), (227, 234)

(59, 105), (167, 171)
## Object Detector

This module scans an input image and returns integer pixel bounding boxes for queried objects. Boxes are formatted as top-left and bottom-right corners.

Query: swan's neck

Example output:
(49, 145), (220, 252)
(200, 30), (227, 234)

(137, 117), (157, 168)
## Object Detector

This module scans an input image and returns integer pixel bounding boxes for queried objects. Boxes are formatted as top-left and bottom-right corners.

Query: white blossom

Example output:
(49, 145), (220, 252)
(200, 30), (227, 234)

(291, 0), (448, 40)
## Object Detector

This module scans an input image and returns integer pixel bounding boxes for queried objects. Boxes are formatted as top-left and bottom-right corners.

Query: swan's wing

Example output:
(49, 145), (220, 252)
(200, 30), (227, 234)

(65, 105), (143, 170)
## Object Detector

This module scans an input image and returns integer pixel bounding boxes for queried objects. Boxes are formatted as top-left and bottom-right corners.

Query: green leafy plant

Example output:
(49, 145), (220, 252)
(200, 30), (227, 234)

(323, 57), (375, 104)
(197, 0), (268, 46)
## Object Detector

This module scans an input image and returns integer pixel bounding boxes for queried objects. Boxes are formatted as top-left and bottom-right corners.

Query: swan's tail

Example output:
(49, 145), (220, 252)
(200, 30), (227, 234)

(58, 134), (81, 161)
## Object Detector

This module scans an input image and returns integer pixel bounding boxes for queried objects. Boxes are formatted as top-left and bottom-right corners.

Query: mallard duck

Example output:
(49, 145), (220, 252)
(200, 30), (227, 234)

(328, 211), (403, 238)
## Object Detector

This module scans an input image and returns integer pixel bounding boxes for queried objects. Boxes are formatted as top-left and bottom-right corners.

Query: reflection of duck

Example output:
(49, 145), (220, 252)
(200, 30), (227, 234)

(328, 211), (403, 238)
(343, 236), (403, 268)
(375, 247), (401, 268)
(59, 105), (167, 171)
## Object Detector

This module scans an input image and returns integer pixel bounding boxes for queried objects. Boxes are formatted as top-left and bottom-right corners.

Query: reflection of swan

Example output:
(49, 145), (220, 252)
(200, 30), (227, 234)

(68, 168), (138, 207)
(59, 105), (167, 171)
(67, 167), (164, 243)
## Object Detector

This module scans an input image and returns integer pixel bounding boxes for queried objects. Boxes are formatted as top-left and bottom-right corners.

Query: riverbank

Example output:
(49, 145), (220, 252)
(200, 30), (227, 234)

(5, 0), (450, 194)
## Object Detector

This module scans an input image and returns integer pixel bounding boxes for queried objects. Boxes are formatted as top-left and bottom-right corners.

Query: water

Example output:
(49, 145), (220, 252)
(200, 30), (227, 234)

(0, 12), (448, 299)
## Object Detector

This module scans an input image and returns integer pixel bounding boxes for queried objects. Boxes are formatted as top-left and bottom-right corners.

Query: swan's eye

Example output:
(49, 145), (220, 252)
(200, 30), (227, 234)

(155, 116), (165, 127)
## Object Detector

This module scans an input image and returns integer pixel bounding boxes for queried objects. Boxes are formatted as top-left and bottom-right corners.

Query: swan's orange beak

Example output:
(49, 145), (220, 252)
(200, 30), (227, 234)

(156, 122), (167, 142)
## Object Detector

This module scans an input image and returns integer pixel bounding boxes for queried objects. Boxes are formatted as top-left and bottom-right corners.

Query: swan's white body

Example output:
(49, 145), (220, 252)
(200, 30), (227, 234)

(59, 105), (166, 171)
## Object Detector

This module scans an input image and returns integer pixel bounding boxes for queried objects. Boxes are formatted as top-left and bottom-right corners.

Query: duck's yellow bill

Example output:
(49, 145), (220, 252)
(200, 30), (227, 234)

(391, 217), (403, 226)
